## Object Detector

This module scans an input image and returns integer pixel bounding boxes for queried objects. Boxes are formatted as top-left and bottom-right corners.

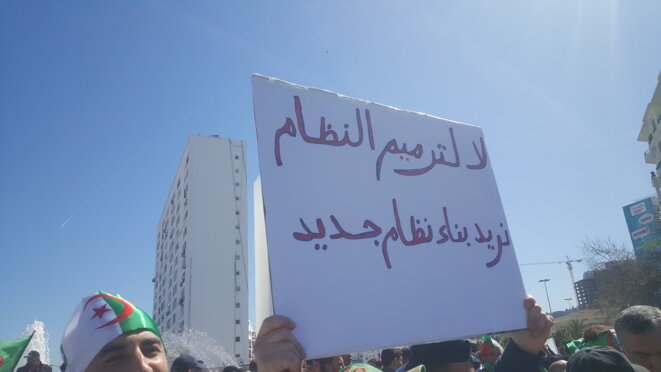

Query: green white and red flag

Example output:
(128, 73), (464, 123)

(60, 291), (161, 372)
(0, 332), (33, 372)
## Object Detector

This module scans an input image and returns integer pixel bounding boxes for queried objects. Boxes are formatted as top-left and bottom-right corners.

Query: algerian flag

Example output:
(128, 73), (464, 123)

(60, 291), (161, 372)
(0, 332), (33, 372)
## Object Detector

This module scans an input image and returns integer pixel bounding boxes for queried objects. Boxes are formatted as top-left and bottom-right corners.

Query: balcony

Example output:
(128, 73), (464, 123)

(646, 145), (661, 164)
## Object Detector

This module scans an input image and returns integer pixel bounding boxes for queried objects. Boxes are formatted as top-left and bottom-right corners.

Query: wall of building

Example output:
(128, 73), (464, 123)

(253, 177), (273, 333)
(154, 135), (249, 364)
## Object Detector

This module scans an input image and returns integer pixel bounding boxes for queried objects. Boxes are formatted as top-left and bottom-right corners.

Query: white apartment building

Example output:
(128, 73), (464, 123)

(153, 135), (249, 364)
(638, 70), (661, 200)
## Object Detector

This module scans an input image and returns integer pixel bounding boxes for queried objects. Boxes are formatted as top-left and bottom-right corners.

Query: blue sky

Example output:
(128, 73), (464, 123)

(1, 0), (660, 366)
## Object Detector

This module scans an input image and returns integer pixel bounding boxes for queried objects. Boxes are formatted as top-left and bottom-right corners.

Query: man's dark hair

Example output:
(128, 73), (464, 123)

(380, 348), (402, 368)
(583, 325), (612, 342)
(614, 305), (661, 336)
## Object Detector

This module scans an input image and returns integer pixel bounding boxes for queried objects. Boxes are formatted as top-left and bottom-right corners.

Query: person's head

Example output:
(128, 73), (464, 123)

(566, 346), (648, 372)
(342, 355), (353, 367)
(381, 348), (403, 370)
(25, 351), (41, 367)
(60, 291), (166, 372)
(306, 359), (321, 372)
(583, 325), (613, 342)
(319, 356), (344, 372)
(406, 341), (475, 372)
(614, 305), (661, 372)
(171, 354), (206, 372)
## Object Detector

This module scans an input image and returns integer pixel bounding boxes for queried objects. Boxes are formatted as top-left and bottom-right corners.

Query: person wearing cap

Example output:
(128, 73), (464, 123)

(171, 354), (206, 372)
(60, 291), (167, 372)
(614, 305), (661, 372)
(17, 350), (53, 372)
(566, 346), (650, 372)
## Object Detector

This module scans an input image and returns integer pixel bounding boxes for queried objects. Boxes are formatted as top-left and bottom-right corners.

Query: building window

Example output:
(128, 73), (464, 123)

(235, 225), (240, 230)
(235, 182), (240, 187)
(235, 319), (240, 324)
(235, 196), (239, 201)
(236, 286), (240, 291)
(236, 239), (240, 244)
(235, 211), (239, 215)
(236, 271), (240, 275)
(235, 156), (239, 160)
(236, 303), (240, 308)
(235, 337), (240, 342)
(235, 169), (239, 173)
(235, 254), (240, 260)
(236, 354), (241, 358)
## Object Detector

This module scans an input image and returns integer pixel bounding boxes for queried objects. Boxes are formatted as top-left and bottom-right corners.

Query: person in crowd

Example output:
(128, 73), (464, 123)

(614, 305), (661, 372)
(60, 291), (167, 372)
(17, 350), (52, 372)
(565, 346), (649, 372)
(171, 355), (206, 372)
(566, 324), (621, 353)
(250, 360), (259, 372)
(476, 336), (503, 372)
(401, 340), (474, 372)
(305, 359), (321, 372)
(319, 356), (345, 372)
(401, 347), (410, 366)
(224, 366), (244, 372)
(342, 355), (353, 367)
(253, 295), (553, 372)
(381, 348), (403, 372)
(367, 358), (382, 369)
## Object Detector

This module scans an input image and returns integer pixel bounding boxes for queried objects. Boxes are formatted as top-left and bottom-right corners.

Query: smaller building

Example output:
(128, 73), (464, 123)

(574, 271), (598, 310)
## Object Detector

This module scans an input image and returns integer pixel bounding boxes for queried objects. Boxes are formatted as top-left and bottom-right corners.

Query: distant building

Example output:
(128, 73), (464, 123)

(153, 135), (249, 364)
(574, 271), (598, 310)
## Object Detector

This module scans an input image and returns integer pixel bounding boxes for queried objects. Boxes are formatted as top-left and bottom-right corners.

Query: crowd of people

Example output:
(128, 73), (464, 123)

(16, 290), (660, 372)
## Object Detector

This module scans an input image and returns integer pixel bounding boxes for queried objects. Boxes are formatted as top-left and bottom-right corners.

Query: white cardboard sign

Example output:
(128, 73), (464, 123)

(252, 74), (526, 358)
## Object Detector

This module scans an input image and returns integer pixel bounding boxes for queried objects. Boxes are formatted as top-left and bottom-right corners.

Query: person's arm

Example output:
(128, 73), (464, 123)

(254, 315), (307, 372)
(495, 295), (553, 372)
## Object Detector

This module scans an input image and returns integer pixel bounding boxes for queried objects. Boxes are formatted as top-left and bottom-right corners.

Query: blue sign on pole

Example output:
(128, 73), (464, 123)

(623, 197), (661, 258)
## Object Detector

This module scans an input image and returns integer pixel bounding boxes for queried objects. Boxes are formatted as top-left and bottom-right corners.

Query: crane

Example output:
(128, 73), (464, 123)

(519, 256), (583, 309)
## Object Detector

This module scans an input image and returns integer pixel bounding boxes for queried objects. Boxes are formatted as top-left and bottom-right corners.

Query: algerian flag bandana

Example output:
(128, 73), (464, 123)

(60, 291), (161, 372)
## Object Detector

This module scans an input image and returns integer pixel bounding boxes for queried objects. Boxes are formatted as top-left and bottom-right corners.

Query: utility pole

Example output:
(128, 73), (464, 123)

(539, 279), (552, 313)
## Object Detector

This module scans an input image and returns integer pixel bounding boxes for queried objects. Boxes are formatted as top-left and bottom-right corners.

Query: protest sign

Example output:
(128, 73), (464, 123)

(252, 74), (526, 358)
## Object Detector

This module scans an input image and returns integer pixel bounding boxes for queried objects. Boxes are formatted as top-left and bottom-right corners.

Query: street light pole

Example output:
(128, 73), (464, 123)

(538, 279), (552, 314)
(564, 298), (572, 310)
